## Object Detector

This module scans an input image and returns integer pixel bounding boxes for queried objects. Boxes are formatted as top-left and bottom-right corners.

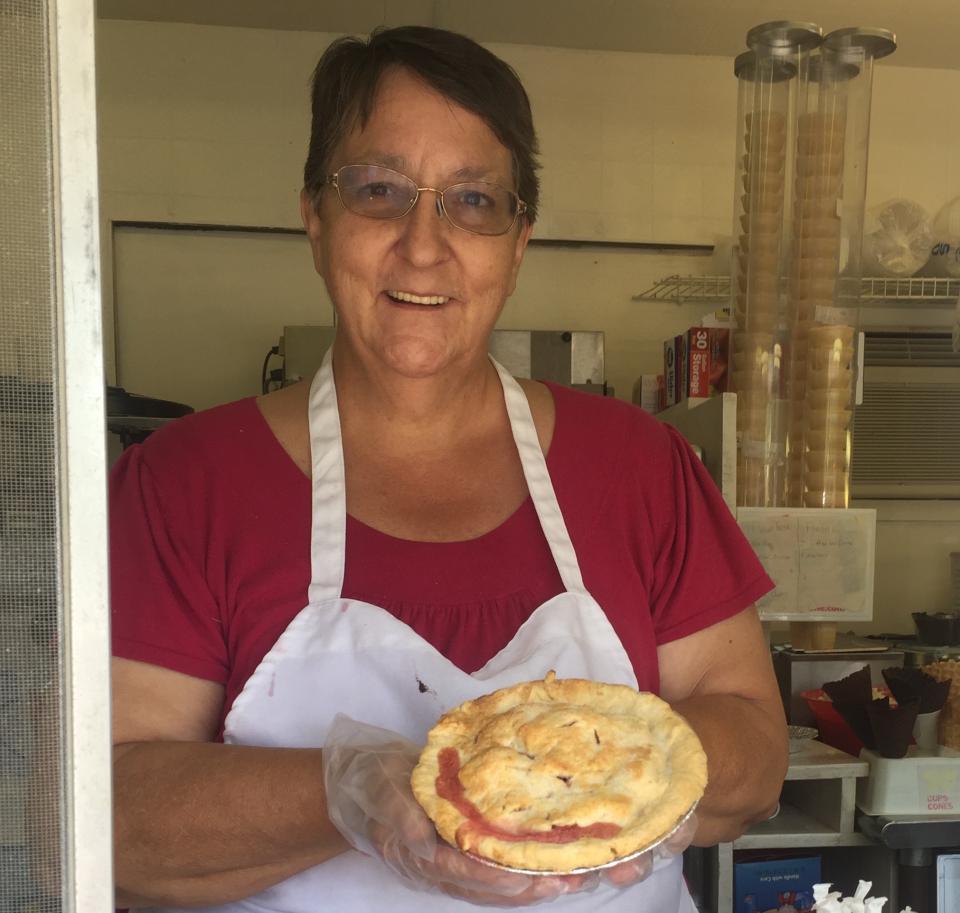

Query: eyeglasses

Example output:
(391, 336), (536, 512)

(324, 164), (527, 236)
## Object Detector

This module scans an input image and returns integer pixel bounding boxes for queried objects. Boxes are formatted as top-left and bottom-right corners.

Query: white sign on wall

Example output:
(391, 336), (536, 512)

(736, 507), (877, 621)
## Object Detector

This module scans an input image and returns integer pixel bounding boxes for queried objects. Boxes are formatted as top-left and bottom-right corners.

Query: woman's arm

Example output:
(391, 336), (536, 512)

(112, 658), (349, 908)
(657, 606), (789, 847)
(114, 658), (598, 908)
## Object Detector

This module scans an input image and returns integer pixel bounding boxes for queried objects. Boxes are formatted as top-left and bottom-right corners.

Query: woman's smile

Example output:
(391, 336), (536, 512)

(385, 290), (452, 307)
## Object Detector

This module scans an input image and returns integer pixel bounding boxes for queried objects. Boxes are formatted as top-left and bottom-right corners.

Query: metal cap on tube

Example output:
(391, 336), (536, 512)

(823, 27), (897, 60)
(808, 54), (861, 82)
(747, 20), (822, 54)
(734, 50), (754, 78)
(734, 49), (796, 82)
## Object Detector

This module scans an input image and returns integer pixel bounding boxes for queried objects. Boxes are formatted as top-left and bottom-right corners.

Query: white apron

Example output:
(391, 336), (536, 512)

(153, 350), (695, 913)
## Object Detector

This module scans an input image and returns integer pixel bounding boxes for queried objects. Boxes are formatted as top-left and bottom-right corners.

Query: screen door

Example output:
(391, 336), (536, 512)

(1, 1), (112, 910)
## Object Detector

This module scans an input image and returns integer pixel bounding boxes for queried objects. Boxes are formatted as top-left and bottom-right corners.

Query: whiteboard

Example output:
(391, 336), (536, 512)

(736, 507), (877, 621)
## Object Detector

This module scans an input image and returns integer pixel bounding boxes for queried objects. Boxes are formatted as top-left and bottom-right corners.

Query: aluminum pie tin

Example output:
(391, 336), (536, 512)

(459, 801), (699, 877)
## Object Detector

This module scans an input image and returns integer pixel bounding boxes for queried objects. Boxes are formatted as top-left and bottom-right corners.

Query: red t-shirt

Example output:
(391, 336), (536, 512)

(110, 383), (772, 732)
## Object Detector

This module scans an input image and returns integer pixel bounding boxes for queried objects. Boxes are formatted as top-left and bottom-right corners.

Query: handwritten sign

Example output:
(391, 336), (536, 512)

(736, 508), (876, 620)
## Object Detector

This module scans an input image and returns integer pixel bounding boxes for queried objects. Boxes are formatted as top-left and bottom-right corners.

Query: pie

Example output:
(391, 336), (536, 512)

(410, 672), (708, 872)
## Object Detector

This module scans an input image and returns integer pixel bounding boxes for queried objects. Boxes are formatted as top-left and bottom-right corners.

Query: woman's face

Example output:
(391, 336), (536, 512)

(301, 67), (532, 380)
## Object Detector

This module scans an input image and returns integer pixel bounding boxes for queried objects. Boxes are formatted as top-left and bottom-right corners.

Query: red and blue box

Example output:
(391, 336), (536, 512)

(735, 855), (821, 913)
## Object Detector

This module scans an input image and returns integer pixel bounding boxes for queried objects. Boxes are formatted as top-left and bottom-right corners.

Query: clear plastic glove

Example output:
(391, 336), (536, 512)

(322, 714), (693, 906)
(602, 810), (698, 887)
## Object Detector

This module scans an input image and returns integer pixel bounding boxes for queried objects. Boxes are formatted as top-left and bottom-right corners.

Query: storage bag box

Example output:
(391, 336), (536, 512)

(683, 327), (730, 401)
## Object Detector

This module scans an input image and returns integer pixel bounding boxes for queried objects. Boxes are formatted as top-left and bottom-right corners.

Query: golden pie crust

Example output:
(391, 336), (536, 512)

(411, 672), (707, 872)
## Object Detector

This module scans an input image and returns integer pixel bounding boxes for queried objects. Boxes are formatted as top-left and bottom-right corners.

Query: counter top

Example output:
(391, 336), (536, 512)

(787, 739), (869, 780)
(858, 813), (960, 848)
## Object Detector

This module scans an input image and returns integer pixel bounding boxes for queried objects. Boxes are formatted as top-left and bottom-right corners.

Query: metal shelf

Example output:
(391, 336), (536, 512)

(632, 274), (733, 303)
(633, 274), (960, 304)
(859, 276), (960, 301)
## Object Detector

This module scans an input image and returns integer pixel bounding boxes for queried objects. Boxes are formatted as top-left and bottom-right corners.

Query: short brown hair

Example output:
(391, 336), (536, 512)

(303, 26), (541, 223)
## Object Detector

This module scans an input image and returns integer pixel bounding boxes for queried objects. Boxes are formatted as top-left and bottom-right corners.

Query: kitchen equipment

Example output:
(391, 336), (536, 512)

(274, 326), (609, 394)
(488, 330), (607, 394)
(278, 325), (336, 386)
(858, 816), (960, 913)
(938, 853), (959, 913)
(106, 385), (193, 449)
(913, 612), (960, 646)
(862, 634), (960, 669)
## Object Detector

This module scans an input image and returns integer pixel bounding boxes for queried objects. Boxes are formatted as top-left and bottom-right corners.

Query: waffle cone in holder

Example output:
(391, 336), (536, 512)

(922, 660), (960, 749)
(882, 667), (951, 714)
(866, 696), (920, 759)
(831, 701), (877, 750)
(822, 665), (872, 705)
(823, 666), (876, 751)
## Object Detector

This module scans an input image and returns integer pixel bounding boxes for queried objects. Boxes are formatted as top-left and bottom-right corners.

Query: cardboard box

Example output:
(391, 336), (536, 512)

(631, 374), (663, 414)
(676, 332), (688, 404)
(682, 327), (730, 401)
(663, 338), (678, 408)
(734, 855), (821, 913)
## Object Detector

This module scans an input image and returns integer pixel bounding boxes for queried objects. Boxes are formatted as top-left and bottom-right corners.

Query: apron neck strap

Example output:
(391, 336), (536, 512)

(307, 348), (347, 604)
(306, 349), (586, 600)
(489, 358), (586, 595)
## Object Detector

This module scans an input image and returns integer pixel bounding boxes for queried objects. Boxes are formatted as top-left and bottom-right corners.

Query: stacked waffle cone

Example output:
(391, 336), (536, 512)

(786, 108), (853, 507)
(734, 110), (787, 506)
(922, 660), (960, 750)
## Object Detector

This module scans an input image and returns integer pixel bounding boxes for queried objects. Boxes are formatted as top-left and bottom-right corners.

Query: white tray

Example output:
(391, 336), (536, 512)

(857, 746), (960, 816)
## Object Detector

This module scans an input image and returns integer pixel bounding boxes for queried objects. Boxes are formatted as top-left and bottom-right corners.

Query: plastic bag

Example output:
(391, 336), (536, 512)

(861, 199), (933, 278)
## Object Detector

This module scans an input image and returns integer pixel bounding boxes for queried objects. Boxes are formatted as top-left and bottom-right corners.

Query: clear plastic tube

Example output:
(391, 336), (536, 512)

(731, 22), (821, 507)
(785, 28), (896, 508)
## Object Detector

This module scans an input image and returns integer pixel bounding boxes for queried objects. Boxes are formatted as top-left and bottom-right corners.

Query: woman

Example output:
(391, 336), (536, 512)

(110, 26), (787, 912)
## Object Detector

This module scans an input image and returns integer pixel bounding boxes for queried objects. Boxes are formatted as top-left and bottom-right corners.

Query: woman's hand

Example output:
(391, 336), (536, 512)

(323, 715), (694, 905)
(323, 715), (606, 906)
(599, 810), (697, 888)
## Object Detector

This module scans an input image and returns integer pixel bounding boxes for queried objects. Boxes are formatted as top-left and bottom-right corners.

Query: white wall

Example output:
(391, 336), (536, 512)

(94, 20), (738, 396)
(112, 227), (329, 411)
(96, 20), (960, 395)
(849, 501), (960, 631)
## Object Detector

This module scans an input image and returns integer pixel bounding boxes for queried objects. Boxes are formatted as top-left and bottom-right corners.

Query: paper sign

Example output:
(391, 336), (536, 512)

(736, 508), (876, 620)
